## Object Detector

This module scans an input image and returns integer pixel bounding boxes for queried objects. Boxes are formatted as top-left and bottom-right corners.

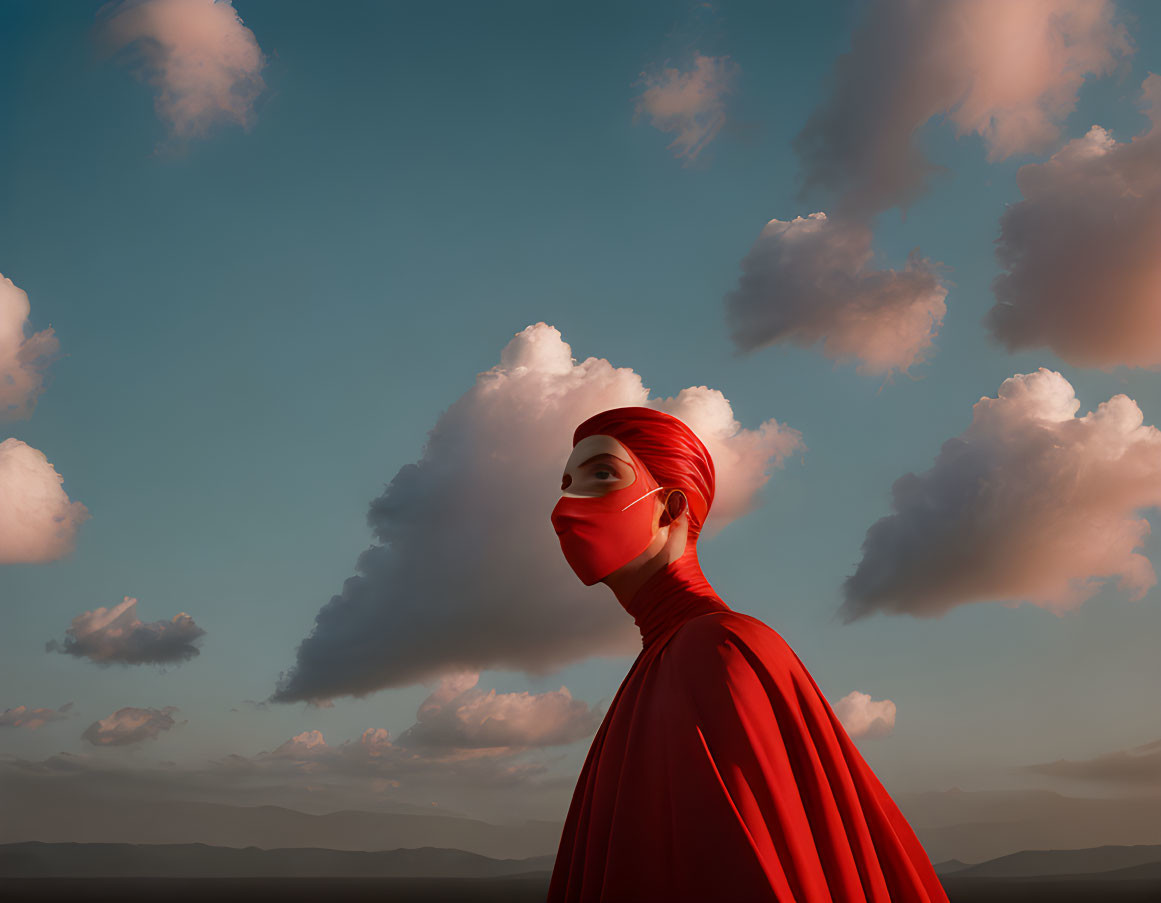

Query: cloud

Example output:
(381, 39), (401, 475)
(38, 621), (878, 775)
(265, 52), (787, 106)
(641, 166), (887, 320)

(1, 675), (594, 826)
(46, 596), (206, 666)
(256, 686), (595, 784)
(97, 0), (267, 141)
(633, 53), (738, 163)
(81, 706), (182, 747)
(841, 368), (1161, 621)
(395, 671), (602, 752)
(0, 273), (59, 422)
(0, 702), (73, 730)
(794, 0), (1130, 217)
(1024, 737), (1161, 787)
(986, 75), (1161, 368)
(273, 322), (803, 704)
(724, 212), (947, 375)
(832, 690), (895, 740)
(0, 438), (90, 565)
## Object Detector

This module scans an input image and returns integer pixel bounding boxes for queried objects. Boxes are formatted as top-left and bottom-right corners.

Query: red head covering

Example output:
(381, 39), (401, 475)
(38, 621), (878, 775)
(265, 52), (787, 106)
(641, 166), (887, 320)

(571, 407), (715, 540)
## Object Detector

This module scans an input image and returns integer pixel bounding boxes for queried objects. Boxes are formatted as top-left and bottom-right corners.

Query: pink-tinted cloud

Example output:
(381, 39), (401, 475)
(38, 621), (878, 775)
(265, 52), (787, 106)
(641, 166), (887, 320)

(0, 273), (59, 422)
(396, 671), (602, 752)
(724, 211), (947, 375)
(832, 691), (895, 740)
(633, 53), (738, 163)
(97, 0), (267, 141)
(81, 705), (182, 747)
(0, 438), (90, 565)
(1024, 737), (1161, 787)
(986, 75), (1161, 368)
(263, 673), (600, 780)
(272, 323), (803, 704)
(795, 0), (1130, 216)
(0, 702), (74, 730)
(842, 369), (1161, 621)
(47, 596), (205, 666)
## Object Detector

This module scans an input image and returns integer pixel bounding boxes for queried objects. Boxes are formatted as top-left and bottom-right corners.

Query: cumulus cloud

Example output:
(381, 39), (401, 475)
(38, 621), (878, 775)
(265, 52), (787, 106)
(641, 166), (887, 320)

(46, 596), (206, 666)
(81, 705), (182, 747)
(0, 702), (73, 730)
(633, 53), (738, 163)
(842, 368), (1161, 621)
(254, 673), (601, 797)
(395, 671), (602, 752)
(97, 0), (267, 141)
(986, 75), (1161, 368)
(1024, 737), (1161, 787)
(795, 0), (1130, 217)
(724, 211), (947, 375)
(832, 691), (895, 740)
(273, 322), (803, 703)
(0, 438), (90, 565)
(0, 274), (59, 422)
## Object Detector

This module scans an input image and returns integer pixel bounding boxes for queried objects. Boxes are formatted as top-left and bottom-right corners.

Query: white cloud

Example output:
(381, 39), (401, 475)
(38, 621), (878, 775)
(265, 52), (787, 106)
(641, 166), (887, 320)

(273, 322), (803, 703)
(633, 53), (738, 163)
(842, 368), (1161, 621)
(833, 690), (895, 740)
(0, 273), (59, 422)
(795, 0), (1130, 216)
(0, 438), (89, 565)
(396, 671), (602, 752)
(725, 212), (947, 375)
(986, 75), (1161, 368)
(98, 0), (267, 140)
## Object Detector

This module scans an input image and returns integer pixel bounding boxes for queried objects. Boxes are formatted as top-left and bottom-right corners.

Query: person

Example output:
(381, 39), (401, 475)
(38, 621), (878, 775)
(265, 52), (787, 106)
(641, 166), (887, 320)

(546, 406), (950, 903)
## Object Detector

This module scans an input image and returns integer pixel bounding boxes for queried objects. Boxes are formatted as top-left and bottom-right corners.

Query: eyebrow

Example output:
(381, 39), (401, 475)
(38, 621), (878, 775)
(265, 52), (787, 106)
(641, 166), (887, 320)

(562, 453), (628, 477)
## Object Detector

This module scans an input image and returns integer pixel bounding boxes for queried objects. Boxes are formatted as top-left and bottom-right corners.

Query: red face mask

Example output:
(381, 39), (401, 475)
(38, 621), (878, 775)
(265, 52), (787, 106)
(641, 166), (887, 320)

(550, 449), (665, 586)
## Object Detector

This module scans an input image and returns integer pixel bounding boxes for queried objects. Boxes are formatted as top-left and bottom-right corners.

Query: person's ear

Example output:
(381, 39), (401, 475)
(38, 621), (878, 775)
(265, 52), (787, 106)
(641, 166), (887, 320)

(659, 490), (688, 527)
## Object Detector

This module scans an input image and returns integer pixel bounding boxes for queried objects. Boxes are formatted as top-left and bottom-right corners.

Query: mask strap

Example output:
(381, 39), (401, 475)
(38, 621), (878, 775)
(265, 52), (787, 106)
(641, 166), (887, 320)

(620, 485), (663, 511)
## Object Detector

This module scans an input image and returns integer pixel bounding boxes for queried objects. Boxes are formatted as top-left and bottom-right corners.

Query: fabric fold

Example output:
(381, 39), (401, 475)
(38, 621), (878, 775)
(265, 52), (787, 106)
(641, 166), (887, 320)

(547, 547), (949, 903)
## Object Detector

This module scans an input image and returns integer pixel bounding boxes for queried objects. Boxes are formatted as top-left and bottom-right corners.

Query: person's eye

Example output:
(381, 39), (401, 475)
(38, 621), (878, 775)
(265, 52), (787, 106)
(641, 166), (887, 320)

(594, 469), (616, 480)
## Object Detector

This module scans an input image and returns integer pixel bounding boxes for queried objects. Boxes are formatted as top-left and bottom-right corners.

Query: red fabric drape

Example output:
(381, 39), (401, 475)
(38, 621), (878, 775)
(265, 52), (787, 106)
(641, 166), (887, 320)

(547, 548), (950, 903)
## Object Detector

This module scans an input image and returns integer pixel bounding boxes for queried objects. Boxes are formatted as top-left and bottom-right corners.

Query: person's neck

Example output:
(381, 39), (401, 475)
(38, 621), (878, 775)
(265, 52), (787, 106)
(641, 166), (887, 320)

(613, 541), (730, 650)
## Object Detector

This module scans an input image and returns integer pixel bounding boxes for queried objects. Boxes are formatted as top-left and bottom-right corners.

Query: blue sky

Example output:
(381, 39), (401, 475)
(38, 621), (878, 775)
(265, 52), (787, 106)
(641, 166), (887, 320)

(2, 0), (1160, 825)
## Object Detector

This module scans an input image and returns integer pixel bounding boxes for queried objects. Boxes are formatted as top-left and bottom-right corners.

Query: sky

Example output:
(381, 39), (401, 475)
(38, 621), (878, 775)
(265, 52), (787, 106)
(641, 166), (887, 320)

(2, 0), (1160, 832)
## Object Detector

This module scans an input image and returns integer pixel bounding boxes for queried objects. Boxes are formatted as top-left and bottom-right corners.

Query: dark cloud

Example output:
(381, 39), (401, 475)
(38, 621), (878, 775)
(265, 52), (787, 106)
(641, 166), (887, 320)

(1024, 738), (1161, 787)
(47, 596), (205, 665)
(0, 703), (74, 730)
(81, 705), (182, 746)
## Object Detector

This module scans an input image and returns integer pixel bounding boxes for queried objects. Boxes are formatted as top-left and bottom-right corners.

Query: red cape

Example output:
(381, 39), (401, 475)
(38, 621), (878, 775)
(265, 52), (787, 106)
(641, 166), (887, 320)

(547, 551), (949, 902)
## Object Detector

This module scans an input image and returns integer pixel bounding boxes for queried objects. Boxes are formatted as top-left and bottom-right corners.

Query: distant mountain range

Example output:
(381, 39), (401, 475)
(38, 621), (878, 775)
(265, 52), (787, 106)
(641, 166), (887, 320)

(3, 840), (1161, 881)
(0, 842), (554, 879)
(5, 783), (1161, 867)
(934, 844), (1161, 878)
(894, 787), (1161, 865)
(0, 797), (560, 861)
